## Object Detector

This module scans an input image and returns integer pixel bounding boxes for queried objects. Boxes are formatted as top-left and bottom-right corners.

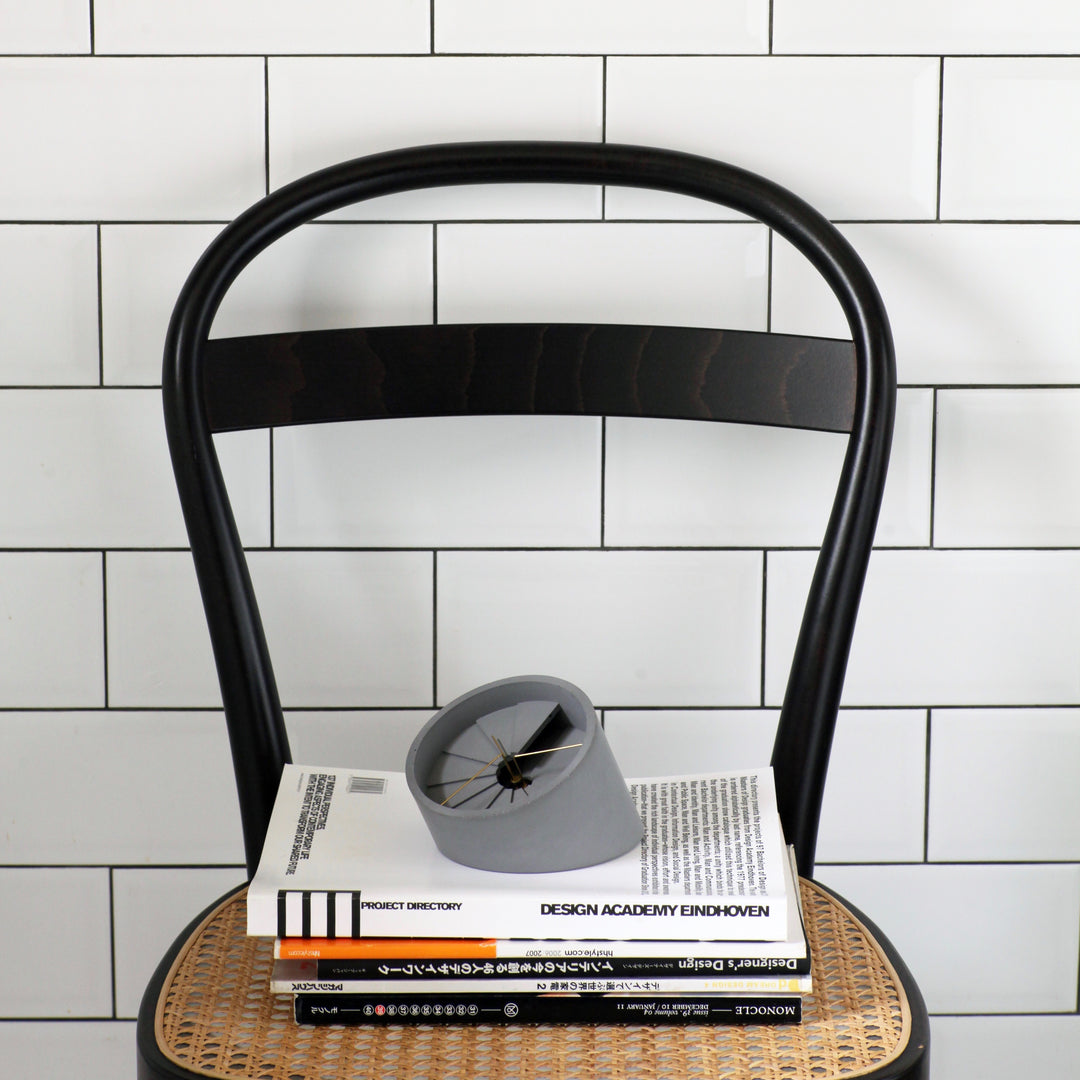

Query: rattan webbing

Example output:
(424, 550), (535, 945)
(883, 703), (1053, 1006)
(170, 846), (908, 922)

(155, 880), (910, 1080)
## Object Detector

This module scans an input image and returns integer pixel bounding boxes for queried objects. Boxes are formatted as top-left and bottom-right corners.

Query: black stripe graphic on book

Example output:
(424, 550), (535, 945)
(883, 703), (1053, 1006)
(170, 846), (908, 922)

(278, 890), (363, 937)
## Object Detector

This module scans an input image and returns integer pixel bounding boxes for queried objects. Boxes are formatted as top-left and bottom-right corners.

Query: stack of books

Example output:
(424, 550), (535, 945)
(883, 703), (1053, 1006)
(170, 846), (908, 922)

(247, 764), (809, 1026)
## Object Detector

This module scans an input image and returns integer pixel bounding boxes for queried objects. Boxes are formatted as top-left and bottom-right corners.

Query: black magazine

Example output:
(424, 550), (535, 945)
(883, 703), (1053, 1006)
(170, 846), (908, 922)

(294, 991), (802, 1026)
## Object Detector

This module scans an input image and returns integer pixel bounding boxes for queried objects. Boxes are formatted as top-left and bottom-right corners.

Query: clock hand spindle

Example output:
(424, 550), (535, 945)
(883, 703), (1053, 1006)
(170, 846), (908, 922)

(491, 735), (525, 786)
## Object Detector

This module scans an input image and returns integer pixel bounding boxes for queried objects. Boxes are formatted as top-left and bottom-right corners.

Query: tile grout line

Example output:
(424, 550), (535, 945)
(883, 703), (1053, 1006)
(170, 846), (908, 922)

(101, 552), (109, 710)
(268, 430), (276, 548)
(431, 550), (438, 708)
(923, 708), (932, 863)
(601, 54), (608, 217)
(263, 56), (271, 196)
(936, 56), (945, 220)
(432, 224), (439, 324)
(95, 224), (104, 386)
(929, 388), (939, 548)
(766, 227), (774, 332)
(108, 866), (117, 1019)
(599, 417), (607, 547)
(760, 552), (768, 708)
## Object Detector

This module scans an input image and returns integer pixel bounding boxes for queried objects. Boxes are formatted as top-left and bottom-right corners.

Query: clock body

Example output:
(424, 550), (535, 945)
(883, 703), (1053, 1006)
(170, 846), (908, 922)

(405, 675), (644, 873)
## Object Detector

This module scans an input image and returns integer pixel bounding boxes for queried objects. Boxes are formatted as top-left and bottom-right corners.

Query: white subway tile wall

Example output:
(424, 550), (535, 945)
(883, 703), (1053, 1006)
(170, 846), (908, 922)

(434, 1), (770, 55)
(273, 415), (602, 549)
(941, 59), (1080, 220)
(92, 0), (431, 55)
(437, 550), (763, 705)
(771, 0), (1080, 55)
(603, 388), (933, 547)
(101, 223), (435, 384)
(931, 1016), (1080, 1080)
(4, 713), (241, 864)
(772, 223), (1080, 384)
(436, 222), (768, 325)
(0, 225), (99, 384)
(0, 1), (91, 55)
(0, 869), (113, 1018)
(0, 58), (266, 220)
(0, 6), (1076, 1078)
(0, 1022), (133, 1080)
(934, 390), (1080, 547)
(929, 709), (1080, 862)
(267, 57), (604, 221)
(766, 550), (1080, 706)
(605, 57), (941, 221)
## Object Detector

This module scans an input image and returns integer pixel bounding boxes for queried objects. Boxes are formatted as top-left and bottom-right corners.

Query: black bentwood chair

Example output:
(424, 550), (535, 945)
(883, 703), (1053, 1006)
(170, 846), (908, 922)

(138, 142), (928, 1080)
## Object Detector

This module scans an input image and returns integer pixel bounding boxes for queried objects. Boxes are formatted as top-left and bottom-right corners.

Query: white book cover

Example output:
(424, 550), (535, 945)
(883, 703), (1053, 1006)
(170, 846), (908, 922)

(248, 765), (791, 941)
(269, 958), (813, 997)
(273, 847), (806, 963)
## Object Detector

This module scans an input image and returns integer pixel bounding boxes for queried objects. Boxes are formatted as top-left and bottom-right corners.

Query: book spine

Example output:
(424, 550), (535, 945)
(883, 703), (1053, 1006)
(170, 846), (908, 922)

(254, 888), (784, 942)
(316, 956), (811, 980)
(277, 975), (812, 996)
(278, 937), (808, 967)
(294, 992), (803, 1026)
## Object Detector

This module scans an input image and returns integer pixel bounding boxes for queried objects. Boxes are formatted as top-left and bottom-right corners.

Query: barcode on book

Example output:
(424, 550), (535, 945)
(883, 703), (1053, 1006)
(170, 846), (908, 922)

(347, 776), (387, 795)
(278, 890), (362, 938)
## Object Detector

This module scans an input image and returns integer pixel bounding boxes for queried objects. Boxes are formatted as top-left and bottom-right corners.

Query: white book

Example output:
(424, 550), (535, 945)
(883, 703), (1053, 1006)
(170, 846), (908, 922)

(273, 847), (807, 965)
(269, 958), (813, 996)
(248, 765), (791, 941)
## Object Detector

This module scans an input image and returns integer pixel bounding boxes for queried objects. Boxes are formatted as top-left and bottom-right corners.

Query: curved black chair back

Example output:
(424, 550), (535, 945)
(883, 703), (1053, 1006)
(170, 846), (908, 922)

(163, 141), (895, 879)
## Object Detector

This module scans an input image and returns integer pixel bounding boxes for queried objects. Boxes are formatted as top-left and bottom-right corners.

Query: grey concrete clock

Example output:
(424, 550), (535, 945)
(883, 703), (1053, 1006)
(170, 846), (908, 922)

(405, 675), (644, 873)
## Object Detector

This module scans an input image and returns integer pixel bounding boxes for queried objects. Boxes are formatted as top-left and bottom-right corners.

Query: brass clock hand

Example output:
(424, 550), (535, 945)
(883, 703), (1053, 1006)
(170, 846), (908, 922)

(512, 742), (583, 760)
(438, 751), (502, 807)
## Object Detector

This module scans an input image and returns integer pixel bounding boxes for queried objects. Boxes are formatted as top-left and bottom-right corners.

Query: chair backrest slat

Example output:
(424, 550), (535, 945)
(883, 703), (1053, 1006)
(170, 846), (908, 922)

(204, 323), (856, 435)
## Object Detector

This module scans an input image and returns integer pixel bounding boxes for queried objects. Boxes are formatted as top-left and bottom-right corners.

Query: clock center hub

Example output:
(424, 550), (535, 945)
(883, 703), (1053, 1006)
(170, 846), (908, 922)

(495, 759), (532, 791)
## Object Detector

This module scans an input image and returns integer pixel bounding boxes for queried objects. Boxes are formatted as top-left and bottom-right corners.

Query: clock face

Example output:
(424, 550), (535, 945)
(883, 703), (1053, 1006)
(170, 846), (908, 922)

(420, 698), (585, 811)
(405, 676), (645, 873)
